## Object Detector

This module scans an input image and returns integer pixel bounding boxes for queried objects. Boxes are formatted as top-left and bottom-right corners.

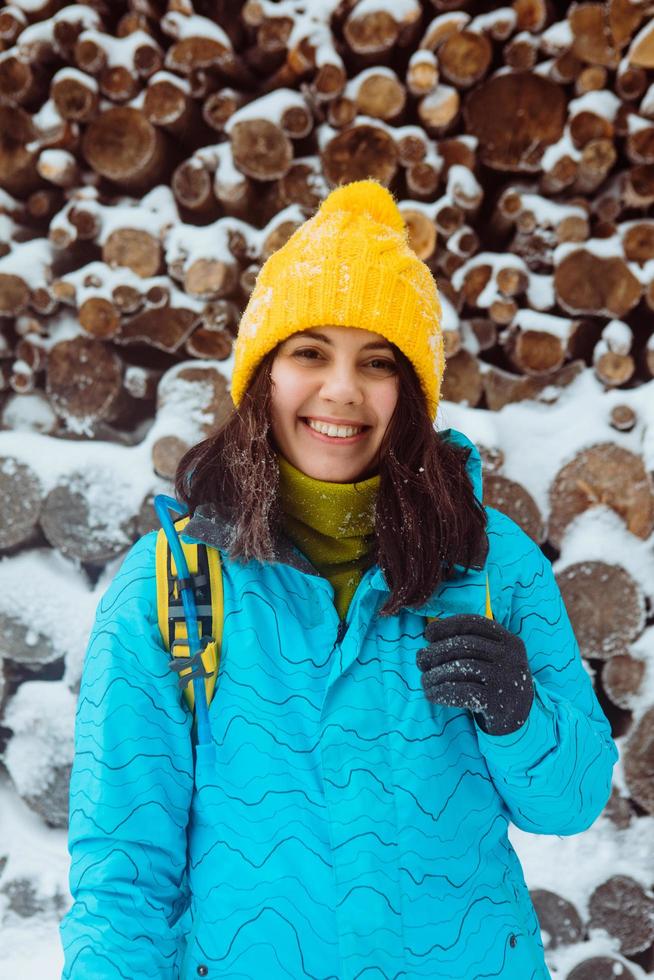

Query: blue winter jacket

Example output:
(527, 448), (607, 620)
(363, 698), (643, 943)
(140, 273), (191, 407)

(60, 427), (618, 979)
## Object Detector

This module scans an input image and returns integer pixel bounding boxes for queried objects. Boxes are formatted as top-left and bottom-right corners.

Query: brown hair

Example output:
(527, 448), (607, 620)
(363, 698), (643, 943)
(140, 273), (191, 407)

(174, 344), (488, 617)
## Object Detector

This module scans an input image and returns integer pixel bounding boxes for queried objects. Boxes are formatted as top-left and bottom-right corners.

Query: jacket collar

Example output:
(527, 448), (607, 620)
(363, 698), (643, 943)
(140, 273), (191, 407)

(181, 427), (487, 605)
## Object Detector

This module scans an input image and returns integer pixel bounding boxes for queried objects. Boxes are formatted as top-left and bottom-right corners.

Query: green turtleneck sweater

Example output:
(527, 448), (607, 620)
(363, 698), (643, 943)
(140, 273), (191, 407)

(277, 454), (380, 620)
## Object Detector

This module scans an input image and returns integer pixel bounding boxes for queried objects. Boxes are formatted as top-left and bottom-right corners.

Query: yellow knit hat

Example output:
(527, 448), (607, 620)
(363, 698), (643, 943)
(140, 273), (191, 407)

(231, 178), (445, 419)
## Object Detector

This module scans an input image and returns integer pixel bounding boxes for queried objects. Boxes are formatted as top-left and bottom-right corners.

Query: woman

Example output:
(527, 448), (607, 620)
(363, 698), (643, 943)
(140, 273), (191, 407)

(60, 180), (618, 979)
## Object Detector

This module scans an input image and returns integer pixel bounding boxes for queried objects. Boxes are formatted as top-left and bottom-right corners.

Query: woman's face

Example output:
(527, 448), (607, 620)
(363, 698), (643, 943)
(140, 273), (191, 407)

(269, 325), (400, 482)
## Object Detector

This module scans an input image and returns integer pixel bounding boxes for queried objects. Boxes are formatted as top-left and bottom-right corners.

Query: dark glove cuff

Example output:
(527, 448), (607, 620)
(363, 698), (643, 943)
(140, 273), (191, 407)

(474, 683), (534, 736)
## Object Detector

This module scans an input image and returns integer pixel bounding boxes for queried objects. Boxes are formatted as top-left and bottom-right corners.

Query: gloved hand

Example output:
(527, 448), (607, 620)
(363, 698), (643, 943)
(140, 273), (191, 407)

(416, 614), (534, 736)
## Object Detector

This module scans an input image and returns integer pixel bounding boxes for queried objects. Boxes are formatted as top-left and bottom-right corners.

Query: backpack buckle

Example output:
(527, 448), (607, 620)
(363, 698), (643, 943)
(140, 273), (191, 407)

(169, 636), (216, 689)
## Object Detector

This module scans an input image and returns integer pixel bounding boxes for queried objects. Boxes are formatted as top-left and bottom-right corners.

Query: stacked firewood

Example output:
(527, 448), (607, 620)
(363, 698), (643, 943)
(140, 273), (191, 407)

(0, 0), (653, 971)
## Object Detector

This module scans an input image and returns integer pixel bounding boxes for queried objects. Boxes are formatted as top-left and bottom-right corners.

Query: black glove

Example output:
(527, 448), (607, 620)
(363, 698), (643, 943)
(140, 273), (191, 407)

(416, 614), (534, 736)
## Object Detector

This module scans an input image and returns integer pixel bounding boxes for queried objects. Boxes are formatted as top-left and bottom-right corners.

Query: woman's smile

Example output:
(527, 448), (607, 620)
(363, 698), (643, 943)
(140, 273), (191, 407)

(301, 417), (371, 443)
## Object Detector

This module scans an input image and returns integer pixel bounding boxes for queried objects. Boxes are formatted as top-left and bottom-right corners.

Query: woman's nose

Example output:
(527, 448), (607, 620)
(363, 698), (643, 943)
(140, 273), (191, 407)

(319, 365), (364, 403)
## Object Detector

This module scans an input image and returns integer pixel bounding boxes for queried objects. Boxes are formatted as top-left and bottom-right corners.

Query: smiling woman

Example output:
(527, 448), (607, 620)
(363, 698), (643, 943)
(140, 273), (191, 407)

(61, 178), (617, 980)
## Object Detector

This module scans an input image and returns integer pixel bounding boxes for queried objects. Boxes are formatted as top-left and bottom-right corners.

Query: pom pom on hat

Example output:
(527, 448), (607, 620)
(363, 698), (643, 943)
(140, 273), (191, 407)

(318, 178), (406, 236)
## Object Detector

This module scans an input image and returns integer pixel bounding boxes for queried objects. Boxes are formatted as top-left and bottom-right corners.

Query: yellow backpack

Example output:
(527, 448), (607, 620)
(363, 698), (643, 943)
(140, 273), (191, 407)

(155, 513), (223, 716)
(154, 508), (493, 722)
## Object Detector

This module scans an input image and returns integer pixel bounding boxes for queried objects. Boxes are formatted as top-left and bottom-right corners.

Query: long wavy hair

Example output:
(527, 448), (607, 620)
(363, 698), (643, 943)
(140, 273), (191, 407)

(174, 343), (488, 617)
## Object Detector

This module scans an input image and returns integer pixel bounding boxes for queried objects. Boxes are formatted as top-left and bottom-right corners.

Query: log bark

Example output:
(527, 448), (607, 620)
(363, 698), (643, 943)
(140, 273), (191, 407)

(0, 458), (43, 551)
(405, 156), (441, 198)
(440, 349), (483, 407)
(568, 958), (637, 980)
(102, 228), (163, 278)
(481, 360), (586, 410)
(78, 297), (121, 339)
(200, 298), (241, 336)
(183, 255), (240, 300)
(202, 86), (247, 132)
(547, 443), (654, 549)
(602, 785), (634, 830)
(344, 1), (422, 57)
(41, 471), (137, 563)
(0, 105), (39, 196)
(529, 890), (584, 951)
(555, 561), (645, 660)
(400, 207), (437, 261)
(144, 71), (200, 138)
(623, 707), (654, 814)
(228, 118), (293, 181)
(0, 50), (49, 108)
(406, 50), (438, 97)
(124, 364), (161, 401)
(574, 138), (617, 194)
(482, 473), (545, 544)
(464, 71), (567, 171)
(152, 434), (190, 480)
(45, 336), (124, 432)
(117, 306), (199, 353)
(624, 163), (654, 207)
(36, 149), (79, 188)
(26, 191), (63, 233)
(603, 654), (646, 710)
(320, 121), (399, 187)
(609, 403), (637, 432)
(593, 319), (635, 387)
(0, 616), (59, 670)
(555, 248), (642, 317)
(81, 106), (168, 190)
(503, 32), (538, 71)
(625, 117), (654, 164)
(588, 876), (654, 956)
(162, 12), (254, 89)
(184, 325), (233, 360)
(438, 30), (492, 88)
(0, 274), (30, 316)
(627, 19), (654, 68)
(417, 84), (460, 135)
(345, 67), (407, 122)
(0, 7), (27, 47)
(156, 362), (233, 439)
(418, 12), (469, 54)
(172, 157), (215, 214)
(622, 221), (654, 262)
(503, 323), (568, 375)
(276, 158), (327, 211)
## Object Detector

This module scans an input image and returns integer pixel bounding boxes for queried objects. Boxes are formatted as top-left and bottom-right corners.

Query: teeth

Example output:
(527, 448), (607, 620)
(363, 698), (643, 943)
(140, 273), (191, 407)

(306, 419), (364, 438)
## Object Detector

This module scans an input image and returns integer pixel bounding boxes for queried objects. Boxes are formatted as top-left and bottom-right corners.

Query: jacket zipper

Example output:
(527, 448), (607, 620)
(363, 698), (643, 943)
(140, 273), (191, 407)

(336, 618), (349, 644)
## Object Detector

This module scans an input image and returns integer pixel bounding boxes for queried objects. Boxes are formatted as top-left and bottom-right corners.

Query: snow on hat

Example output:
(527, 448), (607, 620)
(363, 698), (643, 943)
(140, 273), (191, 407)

(230, 178), (445, 419)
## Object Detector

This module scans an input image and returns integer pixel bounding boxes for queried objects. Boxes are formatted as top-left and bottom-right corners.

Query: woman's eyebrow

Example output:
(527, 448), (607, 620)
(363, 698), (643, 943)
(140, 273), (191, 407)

(297, 329), (394, 351)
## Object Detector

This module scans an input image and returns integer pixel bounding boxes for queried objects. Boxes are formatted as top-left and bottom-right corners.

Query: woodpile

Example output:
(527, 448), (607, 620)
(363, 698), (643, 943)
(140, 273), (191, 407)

(0, 1), (653, 973)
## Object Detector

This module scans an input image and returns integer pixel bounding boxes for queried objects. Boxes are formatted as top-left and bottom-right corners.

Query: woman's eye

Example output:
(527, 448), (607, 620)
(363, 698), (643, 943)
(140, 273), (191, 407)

(293, 348), (321, 360)
(369, 359), (397, 372)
